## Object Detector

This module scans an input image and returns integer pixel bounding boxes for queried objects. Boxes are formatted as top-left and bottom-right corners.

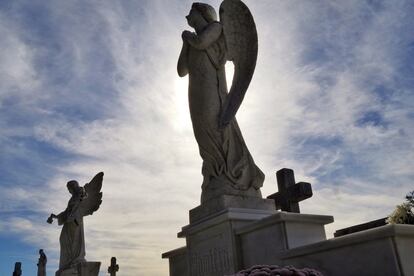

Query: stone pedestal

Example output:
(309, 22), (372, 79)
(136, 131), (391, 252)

(162, 195), (276, 276)
(236, 212), (333, 267)
(189, 195), (275, 224)
(180, 208), (275, 276)
(56, 262), (100, 276)
(162, 247), (188, 276)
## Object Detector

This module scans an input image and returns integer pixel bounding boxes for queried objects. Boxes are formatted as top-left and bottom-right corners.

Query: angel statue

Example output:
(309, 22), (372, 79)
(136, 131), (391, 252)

(178, 0), (264, 202)
(47, 172), (103, 273)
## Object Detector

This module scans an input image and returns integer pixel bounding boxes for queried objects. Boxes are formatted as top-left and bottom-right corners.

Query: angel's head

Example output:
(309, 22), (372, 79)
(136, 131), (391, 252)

(67, 180), (80, 194)
(187, 3), (217, 29)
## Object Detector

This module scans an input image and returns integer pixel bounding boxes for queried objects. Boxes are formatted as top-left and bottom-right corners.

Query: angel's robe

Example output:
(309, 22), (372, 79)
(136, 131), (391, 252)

(57, 194), (86, 269)
(185, 21), (264, 202)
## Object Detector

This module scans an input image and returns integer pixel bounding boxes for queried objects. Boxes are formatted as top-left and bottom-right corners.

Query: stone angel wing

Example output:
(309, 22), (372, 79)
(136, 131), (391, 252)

(80, 172), (103, 217)
(219, 0), (258, 127)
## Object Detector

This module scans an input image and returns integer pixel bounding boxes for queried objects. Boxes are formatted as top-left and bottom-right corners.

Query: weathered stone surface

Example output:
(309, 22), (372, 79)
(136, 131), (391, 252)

(189, 195), (274, 224)
(278, 224), (414, 276)
(162, 247), (188, 276)
(57, 267), (78, 276)
(56, 262), (100, 276)
(334, 217), (387, 237)
(236, 212), (333, 268)
(178, 0), (264, 202)
(178, 208), (275, 276)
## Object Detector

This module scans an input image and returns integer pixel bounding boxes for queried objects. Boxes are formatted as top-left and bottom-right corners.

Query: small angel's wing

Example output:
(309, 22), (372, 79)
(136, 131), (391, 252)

(219, 0), (258, 127)
(80, 172), (103, 217)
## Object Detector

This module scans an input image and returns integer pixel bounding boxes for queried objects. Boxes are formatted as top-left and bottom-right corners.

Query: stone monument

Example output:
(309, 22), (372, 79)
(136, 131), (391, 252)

(37, 249), (47, 276)
(177, 0), (264, 204)
(166, 1), (281, 272)
(162, 2), (323, 275)
(163, 1), (414, 276)
(13, 262), (22, 276)
(47, 172), (104, 276)
(107, 257), (119, 276)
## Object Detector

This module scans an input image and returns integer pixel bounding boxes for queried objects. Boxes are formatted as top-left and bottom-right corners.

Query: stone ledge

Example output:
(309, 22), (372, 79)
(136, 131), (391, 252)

(334, 217), (387, 237)
(235, 212), (334, 235)
(162, 246), (187, 259)
(189, 195), (275, 224)
(278, 224), (414, 259)
(178, 208), (275, 238)
(56, 262), (100, 276)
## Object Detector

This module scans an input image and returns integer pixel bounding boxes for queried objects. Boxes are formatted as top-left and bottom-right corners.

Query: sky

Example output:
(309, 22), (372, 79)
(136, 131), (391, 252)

(0, 0), (413, 275)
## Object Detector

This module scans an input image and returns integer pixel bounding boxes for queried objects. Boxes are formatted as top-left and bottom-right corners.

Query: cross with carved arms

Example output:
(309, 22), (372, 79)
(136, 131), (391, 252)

(108, 257), (119, 276)
(267, 168), (313, 213)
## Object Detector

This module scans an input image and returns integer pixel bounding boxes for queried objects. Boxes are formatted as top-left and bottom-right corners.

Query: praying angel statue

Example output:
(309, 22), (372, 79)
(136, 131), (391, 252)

(47, 172), (103, 272)
(178, 0), (264, 202)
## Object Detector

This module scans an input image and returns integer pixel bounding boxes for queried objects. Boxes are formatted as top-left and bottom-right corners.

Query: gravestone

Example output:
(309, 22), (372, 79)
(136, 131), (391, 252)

(267, 168), (313, 213)
(13, 262), (22, 276)
(108, 257), (119, 276)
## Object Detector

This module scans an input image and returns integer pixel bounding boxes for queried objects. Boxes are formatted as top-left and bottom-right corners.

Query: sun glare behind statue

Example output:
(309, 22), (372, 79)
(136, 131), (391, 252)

(225, 62), (234, 90)
(172, 63), (234, 131)
(173, 76), (191, 131)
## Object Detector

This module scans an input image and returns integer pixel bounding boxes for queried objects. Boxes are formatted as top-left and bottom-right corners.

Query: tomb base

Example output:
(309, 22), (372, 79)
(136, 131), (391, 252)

(236, 211), (333, 267)
(163, 195), (277, 276)
(55, 262), (101, 276)
(278, 224), (414, 276)
(163, 203), (334, 276)
(162, 247), (188, 276)
(180, 207), (275, 276)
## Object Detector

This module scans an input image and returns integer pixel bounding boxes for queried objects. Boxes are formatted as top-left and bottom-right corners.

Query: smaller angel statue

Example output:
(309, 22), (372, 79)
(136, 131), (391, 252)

(47, 172), (103, 272)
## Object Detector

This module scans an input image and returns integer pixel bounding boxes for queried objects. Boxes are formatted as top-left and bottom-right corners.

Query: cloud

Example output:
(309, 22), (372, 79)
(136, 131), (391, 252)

(0, 1), (413, 275)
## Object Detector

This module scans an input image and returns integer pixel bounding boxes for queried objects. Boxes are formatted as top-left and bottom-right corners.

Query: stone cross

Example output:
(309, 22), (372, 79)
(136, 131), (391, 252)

(267, 168), (313, 213)
(13, 262), (22, 276)
(108, 257), (119, 276)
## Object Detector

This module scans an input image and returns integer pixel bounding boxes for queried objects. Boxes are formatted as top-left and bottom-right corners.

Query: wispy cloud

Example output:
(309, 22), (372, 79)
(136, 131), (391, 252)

(0, 1), (413, 275)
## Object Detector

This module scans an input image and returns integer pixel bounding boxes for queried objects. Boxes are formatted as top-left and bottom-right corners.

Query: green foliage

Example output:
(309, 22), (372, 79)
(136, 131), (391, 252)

(406, 190), (414, 205)
(386, 190), (414, 225)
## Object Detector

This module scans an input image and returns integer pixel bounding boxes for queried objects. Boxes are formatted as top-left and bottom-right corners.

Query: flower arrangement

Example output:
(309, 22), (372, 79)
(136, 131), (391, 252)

(231, 265), (323, 276)
(386, 191), (414, 225)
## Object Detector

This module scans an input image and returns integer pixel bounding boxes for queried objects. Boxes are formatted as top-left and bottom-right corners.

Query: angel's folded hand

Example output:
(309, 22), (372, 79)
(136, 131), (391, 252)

(182, 30), (194, 41)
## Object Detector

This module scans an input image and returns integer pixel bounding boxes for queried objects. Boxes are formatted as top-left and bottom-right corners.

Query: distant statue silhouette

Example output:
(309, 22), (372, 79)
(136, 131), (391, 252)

(13, 262), (22, 276)
(37, 249), (47, 276)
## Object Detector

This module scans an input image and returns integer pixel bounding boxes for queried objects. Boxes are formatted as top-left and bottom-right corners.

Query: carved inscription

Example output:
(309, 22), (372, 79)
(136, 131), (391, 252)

(190, 248), (230, 276)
